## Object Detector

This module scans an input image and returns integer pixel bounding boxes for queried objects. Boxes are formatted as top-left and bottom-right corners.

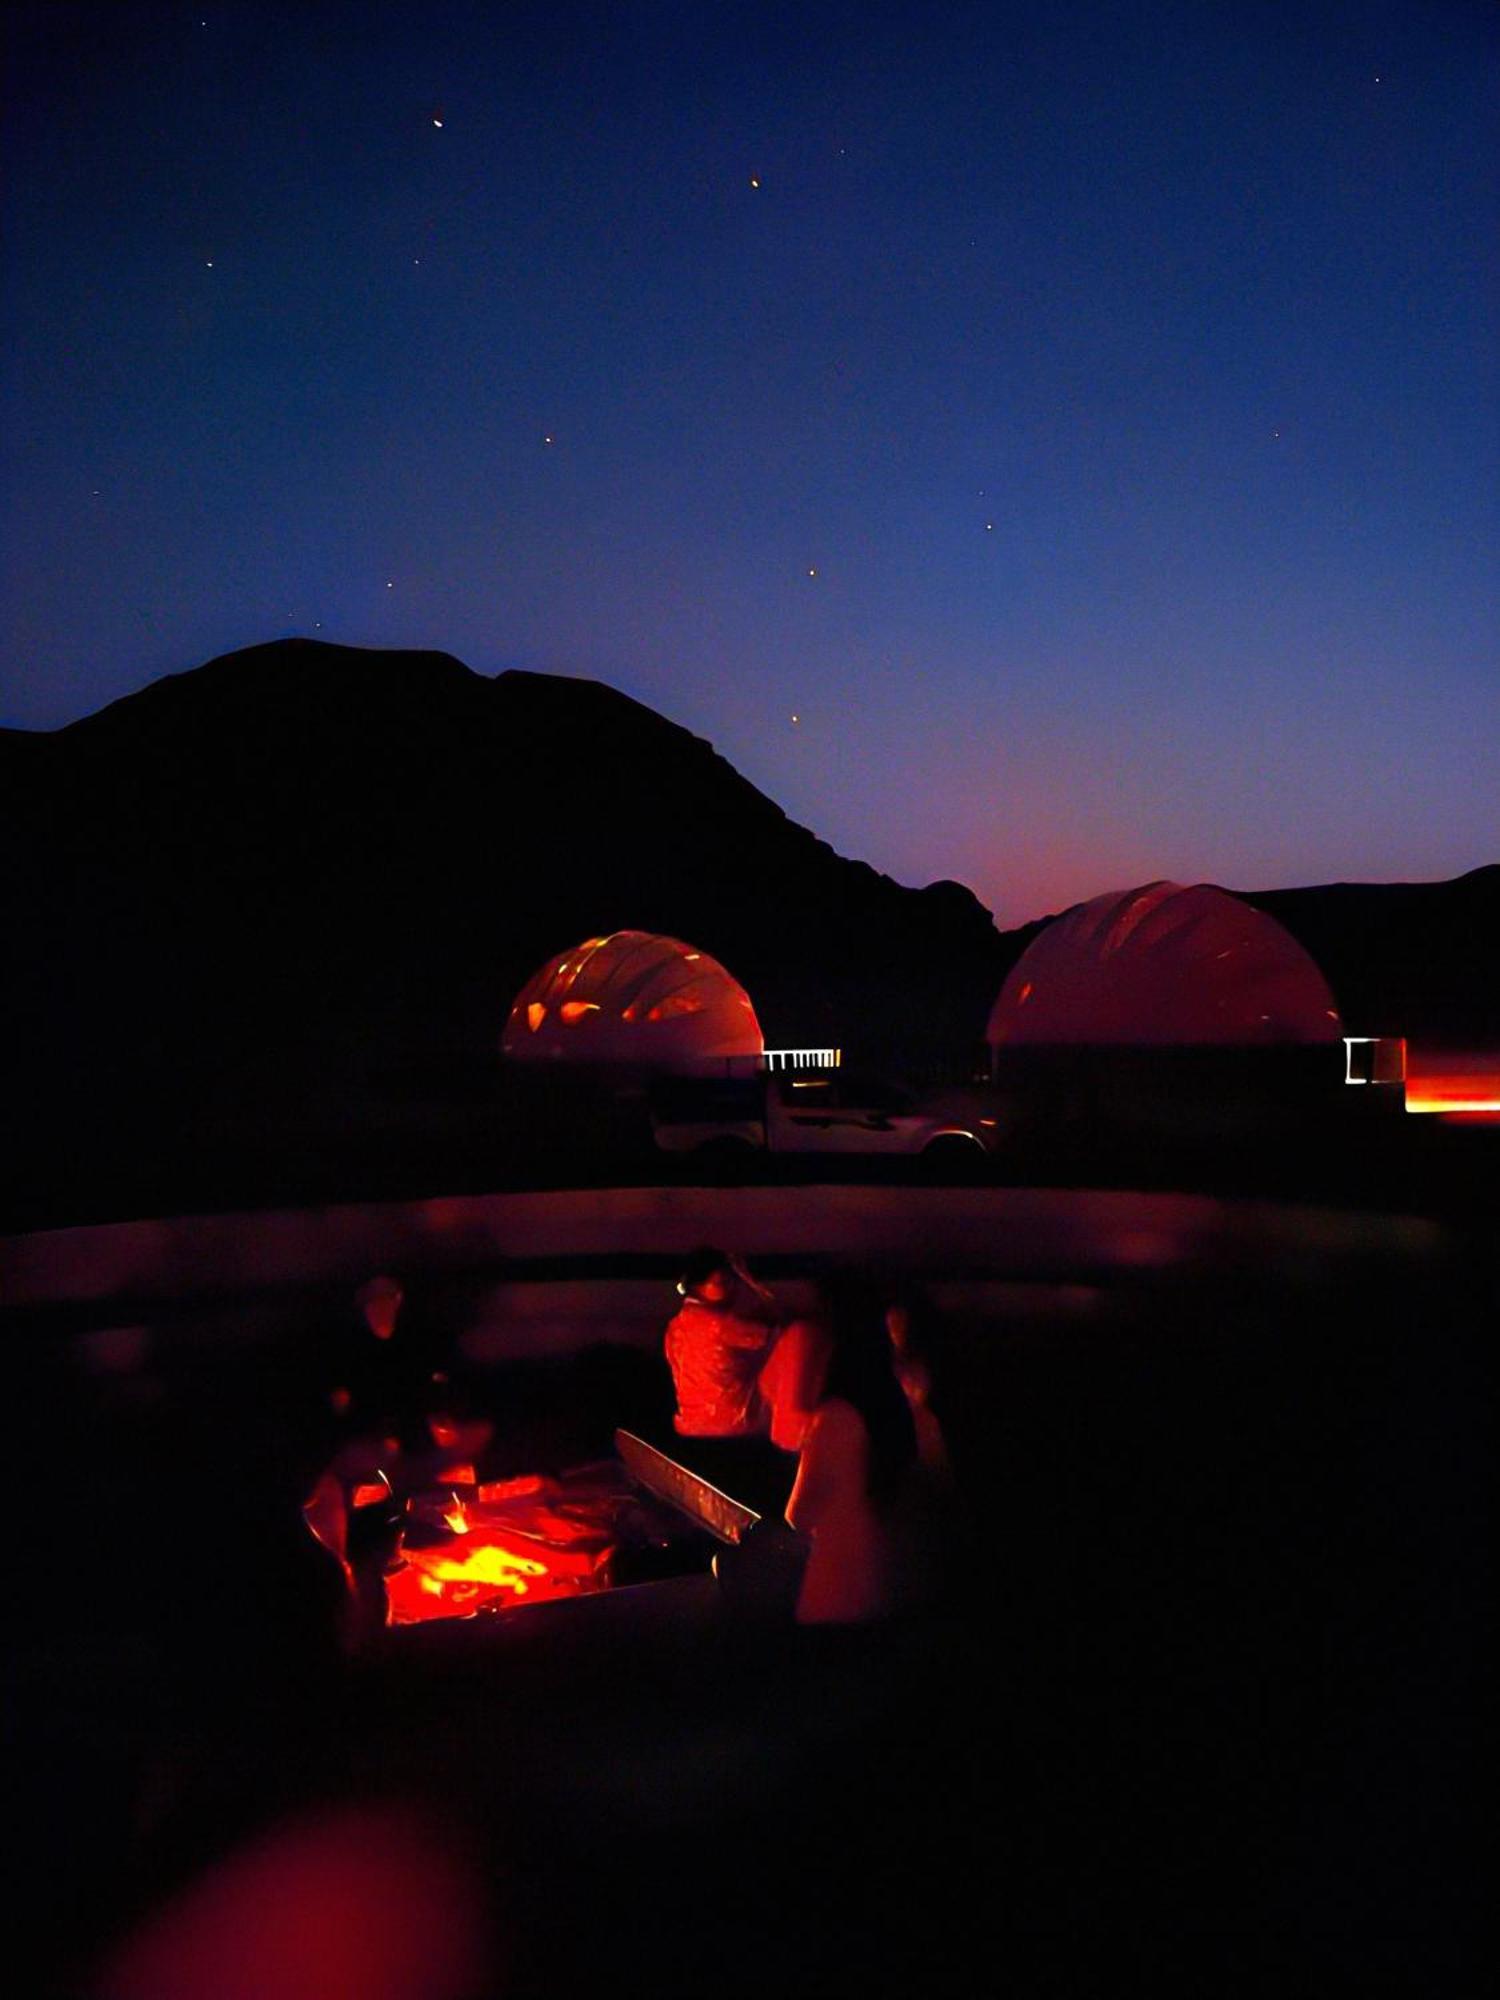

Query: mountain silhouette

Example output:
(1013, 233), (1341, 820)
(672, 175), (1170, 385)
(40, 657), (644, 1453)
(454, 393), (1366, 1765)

(3, 638), (1494, 1219)
(1242, 869), (1500, 1044)
(0, 639), (1006, 1131)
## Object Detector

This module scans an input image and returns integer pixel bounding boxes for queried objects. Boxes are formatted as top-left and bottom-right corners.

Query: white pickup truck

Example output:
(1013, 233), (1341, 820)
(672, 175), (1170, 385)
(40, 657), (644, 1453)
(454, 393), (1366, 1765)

(649, 1069), (1002, 1165)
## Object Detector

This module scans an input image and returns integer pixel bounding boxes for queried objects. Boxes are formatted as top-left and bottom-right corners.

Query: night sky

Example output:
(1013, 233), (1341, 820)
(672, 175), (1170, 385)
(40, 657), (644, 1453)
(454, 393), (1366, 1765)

(3, 2), (1494, 926)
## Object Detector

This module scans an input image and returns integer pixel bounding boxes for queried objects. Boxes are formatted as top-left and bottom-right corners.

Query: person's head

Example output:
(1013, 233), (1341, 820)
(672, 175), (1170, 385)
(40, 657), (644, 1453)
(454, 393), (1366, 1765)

(677, 1246), (736, 1306)
(884, 1282), (941, 1355)
(355, 1274), (404, 1341)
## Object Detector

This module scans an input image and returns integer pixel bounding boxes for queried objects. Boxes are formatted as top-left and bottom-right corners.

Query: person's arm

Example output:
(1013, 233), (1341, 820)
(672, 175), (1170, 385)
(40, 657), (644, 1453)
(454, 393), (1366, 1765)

(786, 1402), (861, 1532)
(764, 1319), (831, 1452)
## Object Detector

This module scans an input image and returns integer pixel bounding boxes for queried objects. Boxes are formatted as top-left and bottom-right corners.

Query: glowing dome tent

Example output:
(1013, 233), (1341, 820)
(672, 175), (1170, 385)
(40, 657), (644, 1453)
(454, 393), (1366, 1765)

(502, 931), (763, 1071)
(988, 882), (1342, 1049)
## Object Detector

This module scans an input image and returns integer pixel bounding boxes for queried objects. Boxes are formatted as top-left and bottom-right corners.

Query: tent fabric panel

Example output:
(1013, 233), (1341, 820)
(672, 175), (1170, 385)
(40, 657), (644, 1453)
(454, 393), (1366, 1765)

(503, 930), (763, 1070)
(988, 882), (1342, 1048)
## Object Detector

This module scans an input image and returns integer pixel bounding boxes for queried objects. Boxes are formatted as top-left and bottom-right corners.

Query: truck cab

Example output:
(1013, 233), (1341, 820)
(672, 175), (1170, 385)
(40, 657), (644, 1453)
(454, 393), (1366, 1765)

(650, 1068), (1000, 1164)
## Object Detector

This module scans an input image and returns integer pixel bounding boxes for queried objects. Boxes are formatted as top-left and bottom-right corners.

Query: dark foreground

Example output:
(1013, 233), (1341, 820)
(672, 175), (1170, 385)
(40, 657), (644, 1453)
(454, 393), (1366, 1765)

(5, 1188), (1488, 1996)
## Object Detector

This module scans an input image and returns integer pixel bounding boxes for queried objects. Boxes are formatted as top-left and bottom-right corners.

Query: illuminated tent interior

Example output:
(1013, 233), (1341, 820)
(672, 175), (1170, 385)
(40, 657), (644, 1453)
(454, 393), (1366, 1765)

(502, 930), (764, 1071)
(988, 881), (1343, 1048)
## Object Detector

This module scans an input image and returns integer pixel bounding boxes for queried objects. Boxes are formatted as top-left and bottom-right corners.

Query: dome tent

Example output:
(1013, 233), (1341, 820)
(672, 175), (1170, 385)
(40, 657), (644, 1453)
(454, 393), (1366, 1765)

(988, 882), (1342, 1049)
(502, 931), (763, 1071)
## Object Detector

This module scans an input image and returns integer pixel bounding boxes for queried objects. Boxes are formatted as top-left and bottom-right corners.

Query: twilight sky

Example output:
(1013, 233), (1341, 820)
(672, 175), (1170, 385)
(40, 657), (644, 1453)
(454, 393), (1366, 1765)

(2, 1), (1495, 926)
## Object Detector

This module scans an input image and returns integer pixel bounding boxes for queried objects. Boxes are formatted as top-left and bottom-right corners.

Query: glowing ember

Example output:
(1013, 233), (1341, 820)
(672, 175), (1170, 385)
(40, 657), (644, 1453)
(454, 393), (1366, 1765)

(423, 1543), (547, 1592)
(385, 1526), (610, 1625)
(384, 1471), (630, 1626)
(478, 1474), (545, 1502)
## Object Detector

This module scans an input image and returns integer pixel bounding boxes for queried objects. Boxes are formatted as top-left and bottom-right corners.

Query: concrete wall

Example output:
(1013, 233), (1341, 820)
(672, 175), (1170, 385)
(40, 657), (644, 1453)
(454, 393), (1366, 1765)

(0, 1184), (1443, 1312)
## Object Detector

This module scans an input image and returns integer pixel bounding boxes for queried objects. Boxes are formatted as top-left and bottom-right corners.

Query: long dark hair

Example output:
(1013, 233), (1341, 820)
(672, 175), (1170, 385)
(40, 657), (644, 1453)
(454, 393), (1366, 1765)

(818, 1278), (916, 1503)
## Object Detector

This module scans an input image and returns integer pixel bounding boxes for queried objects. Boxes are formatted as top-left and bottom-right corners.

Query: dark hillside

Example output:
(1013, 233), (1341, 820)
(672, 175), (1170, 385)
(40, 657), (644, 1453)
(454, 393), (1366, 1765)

(1, 640), (1007, 1144)
(3, 639), (1492, 1222)
(1244, 868), (1500, 1043)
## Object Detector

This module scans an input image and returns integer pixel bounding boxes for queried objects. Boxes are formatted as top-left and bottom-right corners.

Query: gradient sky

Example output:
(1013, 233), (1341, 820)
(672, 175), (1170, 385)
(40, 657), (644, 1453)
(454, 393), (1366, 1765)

(2, 1), (1495, 926)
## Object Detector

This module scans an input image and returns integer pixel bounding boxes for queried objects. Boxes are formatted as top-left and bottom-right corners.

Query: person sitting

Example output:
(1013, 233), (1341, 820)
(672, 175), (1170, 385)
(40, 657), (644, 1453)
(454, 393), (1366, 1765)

(326, 1274), (470, 1481)
(663, 1247), (780, 1440)
(662, 1246), (795, 1514)
(785, 1305), (918, 1626)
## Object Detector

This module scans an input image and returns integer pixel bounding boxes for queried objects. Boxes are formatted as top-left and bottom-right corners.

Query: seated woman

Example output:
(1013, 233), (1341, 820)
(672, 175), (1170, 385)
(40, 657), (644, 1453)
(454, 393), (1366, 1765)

(784, 1306), (917, 1626)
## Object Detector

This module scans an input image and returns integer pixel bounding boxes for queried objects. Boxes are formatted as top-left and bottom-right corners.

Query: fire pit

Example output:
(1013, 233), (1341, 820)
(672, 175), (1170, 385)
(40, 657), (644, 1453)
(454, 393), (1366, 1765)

(381, 1435), (760, 1629)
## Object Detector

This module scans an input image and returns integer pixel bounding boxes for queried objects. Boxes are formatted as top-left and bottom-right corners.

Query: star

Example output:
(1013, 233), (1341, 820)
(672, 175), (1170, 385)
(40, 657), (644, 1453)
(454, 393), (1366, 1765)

(749, 175), (761, 189)
(433, 117), (444, 128)
(806, 567), (817, 578)
(790, 713), (801, 725)
(205, 259), (214, 268)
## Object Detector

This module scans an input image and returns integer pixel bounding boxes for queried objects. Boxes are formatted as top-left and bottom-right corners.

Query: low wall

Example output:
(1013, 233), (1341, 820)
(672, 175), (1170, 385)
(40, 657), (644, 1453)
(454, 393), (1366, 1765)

(0, 1184), (1443, 1312)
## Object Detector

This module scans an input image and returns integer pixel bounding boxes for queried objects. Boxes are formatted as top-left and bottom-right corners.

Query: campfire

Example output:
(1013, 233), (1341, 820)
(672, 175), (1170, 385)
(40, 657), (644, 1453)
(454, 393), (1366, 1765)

(384, 1469), (648, 1626)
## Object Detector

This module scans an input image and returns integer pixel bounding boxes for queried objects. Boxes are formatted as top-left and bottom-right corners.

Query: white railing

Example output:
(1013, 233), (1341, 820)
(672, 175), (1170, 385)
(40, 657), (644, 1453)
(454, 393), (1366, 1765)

(759, 1047), (841, 1072)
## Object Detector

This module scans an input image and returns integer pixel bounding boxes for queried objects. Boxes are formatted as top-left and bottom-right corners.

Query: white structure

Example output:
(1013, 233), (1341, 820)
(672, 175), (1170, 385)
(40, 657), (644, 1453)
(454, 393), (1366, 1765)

(988, 881), (1343, 1050)
(503, 931), (763, 1072)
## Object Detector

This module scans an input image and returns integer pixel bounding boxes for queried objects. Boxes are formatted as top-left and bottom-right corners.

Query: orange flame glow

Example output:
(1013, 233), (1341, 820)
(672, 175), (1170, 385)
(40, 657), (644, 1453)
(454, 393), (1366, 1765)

(385, 1474), (622, 1625)
(423, 1542), (548, 1594)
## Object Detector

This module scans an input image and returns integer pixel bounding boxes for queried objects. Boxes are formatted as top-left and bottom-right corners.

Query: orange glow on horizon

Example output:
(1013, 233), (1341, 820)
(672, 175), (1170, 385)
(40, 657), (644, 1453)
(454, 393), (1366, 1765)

(1403, 1049), (1500, 1116)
